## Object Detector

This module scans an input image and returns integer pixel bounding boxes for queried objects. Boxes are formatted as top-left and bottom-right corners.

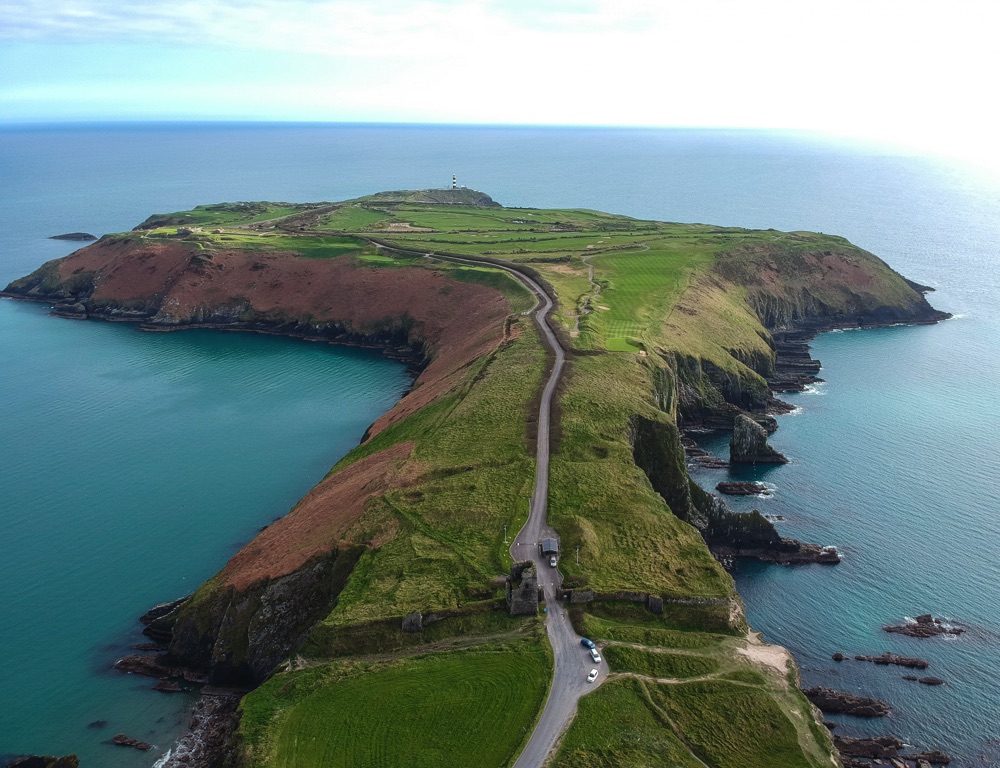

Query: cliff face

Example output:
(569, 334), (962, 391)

(714, 239), (945, 330)
(666, 240), (949, 431)
(3, 236), (513, 437)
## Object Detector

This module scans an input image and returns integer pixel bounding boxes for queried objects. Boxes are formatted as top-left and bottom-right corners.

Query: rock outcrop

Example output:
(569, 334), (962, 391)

(883, 614), (964, 638)
(854, 652), (929, 669)
(802, 687), (890, 717)
(3, 757), (79, 768)
(630, 416), (837, 564)
(48, 232), (96, 241)
(150, 687), (243, 768)
(834, 735), (904, 759)
(730, 414), (788, 464)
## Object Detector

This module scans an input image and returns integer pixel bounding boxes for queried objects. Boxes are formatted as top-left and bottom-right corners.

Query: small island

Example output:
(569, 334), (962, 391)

(3, 190), (948, 768)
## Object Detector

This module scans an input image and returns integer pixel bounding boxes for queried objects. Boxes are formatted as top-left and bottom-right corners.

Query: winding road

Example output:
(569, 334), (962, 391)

(409, 247), (608, 767)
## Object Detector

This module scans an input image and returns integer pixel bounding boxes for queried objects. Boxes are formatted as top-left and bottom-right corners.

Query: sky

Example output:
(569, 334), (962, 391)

(2, 0), (999, 160)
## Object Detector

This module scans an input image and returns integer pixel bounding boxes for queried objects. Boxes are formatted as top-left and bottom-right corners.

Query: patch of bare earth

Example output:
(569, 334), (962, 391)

(546, 264), (586, 276)
(381, 222), (433, 233)
(737, 630), (791, 684)
(218, 442), (414, 591)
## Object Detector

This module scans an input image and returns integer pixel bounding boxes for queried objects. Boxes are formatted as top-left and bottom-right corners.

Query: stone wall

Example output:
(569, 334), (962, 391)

(506, 561), (539, 616)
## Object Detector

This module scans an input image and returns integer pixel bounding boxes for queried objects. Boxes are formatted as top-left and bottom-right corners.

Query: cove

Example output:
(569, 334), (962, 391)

(0, 298), (410, 766)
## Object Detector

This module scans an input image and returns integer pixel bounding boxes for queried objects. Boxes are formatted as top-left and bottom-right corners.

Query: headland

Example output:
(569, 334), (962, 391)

(2, 189), (948, 768)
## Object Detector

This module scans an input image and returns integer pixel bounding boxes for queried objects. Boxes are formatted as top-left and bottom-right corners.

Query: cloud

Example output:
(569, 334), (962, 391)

(3, 0), (1000, 163)
(1, 1), (636, 53)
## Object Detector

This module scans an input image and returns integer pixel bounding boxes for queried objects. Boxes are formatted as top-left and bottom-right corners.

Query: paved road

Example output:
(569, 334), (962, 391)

(502, 264), (607, 768)
(371, 242), (607, 766)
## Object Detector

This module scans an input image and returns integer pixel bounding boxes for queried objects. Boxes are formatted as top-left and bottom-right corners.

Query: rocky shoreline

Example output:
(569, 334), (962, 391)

(834, 735), (951, 767)
(804, 686), (891, 717)
(2, 290), (431, 373)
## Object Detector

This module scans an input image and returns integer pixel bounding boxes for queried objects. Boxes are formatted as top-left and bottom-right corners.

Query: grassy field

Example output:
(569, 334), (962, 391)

(314, 204), (392, 231)
(137, 201), (320, 228)
(240, 640), (551, 768)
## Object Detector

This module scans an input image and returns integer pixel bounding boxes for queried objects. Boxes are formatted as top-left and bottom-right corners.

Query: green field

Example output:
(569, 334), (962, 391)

(551, 677), (706, 768)
(314, 204), (392, 231)
(603, 644), (720, 679)
(240, 641), (551, 768)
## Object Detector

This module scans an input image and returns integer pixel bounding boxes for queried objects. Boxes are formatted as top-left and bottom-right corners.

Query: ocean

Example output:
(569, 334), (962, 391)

(1, 123), (997, 765)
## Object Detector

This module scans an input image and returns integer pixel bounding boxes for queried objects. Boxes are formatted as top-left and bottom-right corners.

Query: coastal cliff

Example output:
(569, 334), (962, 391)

(3, 195), (946, 768)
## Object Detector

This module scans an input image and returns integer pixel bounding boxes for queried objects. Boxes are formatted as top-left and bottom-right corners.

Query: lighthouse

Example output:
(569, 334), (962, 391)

(452, 174), (457, 189)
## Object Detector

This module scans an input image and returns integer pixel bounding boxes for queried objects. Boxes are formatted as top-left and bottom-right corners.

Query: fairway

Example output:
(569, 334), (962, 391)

(242, 643), (550, 768)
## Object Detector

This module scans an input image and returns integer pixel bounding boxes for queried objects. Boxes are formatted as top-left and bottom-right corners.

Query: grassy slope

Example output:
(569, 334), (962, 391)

(131, 197), (856, 766)
(562, 604), (837, 768)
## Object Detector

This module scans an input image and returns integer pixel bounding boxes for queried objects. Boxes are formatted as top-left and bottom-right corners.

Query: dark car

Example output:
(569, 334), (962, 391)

(580, 637), (596, 650)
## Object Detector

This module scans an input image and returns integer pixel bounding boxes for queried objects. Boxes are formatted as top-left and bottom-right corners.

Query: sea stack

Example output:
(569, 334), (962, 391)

(730, 414), (789, 464)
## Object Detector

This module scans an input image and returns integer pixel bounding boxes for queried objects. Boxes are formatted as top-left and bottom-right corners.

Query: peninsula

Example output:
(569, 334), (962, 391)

(3, 190), (948, 768)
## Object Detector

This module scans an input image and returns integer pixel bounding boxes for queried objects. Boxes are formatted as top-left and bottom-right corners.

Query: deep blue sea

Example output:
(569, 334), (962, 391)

(1, 123), (997, 765)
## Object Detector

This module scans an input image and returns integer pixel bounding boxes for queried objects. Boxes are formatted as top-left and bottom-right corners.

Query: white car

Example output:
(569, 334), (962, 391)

(586, 668), (599, 683)
(589, 647), (601, 663)
(549, 555), (558, 567)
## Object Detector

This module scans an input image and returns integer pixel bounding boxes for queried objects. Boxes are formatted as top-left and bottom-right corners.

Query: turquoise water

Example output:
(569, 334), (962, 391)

(692, 320), (1000, 763)
(1, 124), (998, 765)
(0, 300), (410, 764)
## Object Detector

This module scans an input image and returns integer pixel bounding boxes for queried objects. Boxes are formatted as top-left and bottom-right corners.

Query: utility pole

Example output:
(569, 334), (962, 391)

(576, 545), (580, 565)
(504, 524), (508, 544)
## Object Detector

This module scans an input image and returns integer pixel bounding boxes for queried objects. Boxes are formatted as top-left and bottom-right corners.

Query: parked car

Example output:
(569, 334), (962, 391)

(587, 668), (599, 683)
(589, 647), (601, 663)
(581, 637), (596, 650)
(549, 555), (558, 567)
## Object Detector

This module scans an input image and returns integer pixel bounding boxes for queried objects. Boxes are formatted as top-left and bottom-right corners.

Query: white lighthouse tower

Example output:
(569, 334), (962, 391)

(452, 174), (457, 189)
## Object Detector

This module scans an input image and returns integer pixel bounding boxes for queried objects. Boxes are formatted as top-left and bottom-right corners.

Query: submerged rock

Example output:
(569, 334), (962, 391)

(154, 679), (184, 693)
(110, 734), (152, 751)
(729, 414), (788, 464)
(716, 481), (769, 495)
